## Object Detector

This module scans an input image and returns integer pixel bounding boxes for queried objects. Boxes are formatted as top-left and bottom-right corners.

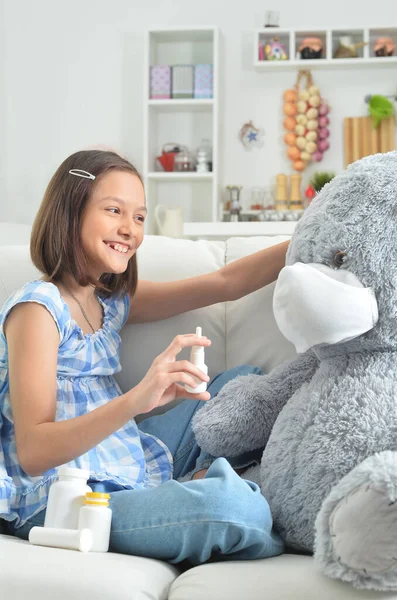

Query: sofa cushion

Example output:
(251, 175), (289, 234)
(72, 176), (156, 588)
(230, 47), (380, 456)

(225, 237), (296, 373)
(117, 235), (228, 396)
(0, 246), (40, 307)
(168, 554), (397, 600)
(0, 535), (179, 600)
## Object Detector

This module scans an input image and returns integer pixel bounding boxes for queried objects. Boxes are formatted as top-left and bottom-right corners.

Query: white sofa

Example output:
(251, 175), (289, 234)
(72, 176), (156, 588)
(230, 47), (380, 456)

(0, 232), (394, 600)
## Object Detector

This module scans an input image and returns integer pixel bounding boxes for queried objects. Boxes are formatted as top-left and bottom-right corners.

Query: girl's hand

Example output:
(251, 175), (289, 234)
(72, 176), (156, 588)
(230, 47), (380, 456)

(130, 333), (211, 415)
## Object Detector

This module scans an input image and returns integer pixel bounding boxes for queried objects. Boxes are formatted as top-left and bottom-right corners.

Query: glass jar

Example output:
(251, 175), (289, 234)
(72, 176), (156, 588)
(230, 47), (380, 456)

(195, 139), (212, 173)
(174, 147), (193, 172)
(250, 187), (264, 210)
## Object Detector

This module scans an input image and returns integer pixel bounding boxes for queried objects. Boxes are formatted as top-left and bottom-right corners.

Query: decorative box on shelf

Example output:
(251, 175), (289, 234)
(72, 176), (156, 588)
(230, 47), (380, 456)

(171, 65), (194, 99)
(194, 64), (213, 99)
(149, 65), (171, 99)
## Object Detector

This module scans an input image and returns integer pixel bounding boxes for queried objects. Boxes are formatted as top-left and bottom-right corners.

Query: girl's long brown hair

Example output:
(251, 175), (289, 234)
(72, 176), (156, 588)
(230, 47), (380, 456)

(30, 150), (143, 298)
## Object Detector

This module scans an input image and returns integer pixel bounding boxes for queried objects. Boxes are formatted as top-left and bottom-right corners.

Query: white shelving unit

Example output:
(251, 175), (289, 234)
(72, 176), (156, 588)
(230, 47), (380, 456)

(254, 26), (397, 69)
(143, 27), (220, 234)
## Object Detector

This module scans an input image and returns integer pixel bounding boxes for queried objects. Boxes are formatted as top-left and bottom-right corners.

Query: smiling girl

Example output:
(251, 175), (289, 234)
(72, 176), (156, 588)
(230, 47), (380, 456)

(0, 149), (287, 564)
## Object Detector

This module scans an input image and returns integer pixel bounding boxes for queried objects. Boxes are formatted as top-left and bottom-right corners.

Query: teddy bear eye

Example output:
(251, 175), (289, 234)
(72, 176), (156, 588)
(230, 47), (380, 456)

(333, 251), (347, 268)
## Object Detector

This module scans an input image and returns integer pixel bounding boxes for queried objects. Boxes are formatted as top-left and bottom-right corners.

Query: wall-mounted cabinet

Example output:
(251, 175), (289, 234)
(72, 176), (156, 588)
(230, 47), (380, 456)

(254, 26), (397, 69)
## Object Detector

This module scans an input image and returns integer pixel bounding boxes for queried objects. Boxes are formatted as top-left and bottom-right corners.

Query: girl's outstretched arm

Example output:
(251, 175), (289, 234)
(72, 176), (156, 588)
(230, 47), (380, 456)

(128, 240), (288, 324)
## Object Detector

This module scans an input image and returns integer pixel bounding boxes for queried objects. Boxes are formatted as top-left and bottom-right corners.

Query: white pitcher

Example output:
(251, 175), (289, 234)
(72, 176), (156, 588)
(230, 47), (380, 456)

(154, 205), (184, 238)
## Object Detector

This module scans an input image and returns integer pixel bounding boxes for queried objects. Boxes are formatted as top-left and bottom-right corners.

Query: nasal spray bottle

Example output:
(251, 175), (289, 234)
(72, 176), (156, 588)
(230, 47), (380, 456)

(185, 327), (208, 394)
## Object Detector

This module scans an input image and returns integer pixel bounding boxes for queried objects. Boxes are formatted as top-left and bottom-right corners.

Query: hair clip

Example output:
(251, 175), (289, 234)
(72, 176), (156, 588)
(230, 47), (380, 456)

(69, 169), (96, 180)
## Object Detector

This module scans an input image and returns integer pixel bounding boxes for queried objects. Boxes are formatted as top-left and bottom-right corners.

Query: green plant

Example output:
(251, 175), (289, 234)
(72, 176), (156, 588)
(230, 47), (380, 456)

(310, 171), (336, 192)
(368, 95), (394, 128)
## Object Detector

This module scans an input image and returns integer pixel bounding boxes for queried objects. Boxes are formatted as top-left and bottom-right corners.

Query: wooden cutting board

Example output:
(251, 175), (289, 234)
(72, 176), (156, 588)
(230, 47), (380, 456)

(344, 116), (396, 168)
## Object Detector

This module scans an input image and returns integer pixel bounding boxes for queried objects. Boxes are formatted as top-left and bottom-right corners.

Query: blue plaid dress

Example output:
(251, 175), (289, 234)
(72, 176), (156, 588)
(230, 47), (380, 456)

(0, 280), (173, 528)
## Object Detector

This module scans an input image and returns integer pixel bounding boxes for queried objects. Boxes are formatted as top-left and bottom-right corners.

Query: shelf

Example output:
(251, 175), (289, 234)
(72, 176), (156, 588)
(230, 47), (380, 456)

(255, 26), (397, 69)
(148, 28), (216, 44)
(148, 99), (214, 112)
(147, 172), (213, 181)
(183, 221), (297, 237)
(254, 56), (397, 69)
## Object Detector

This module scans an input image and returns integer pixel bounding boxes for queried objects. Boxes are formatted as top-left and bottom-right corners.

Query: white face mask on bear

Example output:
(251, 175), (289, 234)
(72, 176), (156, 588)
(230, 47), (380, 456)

(273, 262), (379, 354)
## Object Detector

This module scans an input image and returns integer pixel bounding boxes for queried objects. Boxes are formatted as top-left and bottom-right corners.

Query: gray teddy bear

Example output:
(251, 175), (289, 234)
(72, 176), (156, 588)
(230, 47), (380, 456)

(193, 151), (397, 592)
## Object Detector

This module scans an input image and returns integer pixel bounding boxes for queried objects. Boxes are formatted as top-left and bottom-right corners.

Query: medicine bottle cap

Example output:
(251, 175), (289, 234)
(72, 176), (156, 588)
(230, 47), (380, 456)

(84, 492), (111, 507)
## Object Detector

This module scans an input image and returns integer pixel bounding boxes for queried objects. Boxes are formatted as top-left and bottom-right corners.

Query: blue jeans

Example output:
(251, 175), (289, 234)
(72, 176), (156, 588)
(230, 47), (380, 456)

(8, 366), (284, 564)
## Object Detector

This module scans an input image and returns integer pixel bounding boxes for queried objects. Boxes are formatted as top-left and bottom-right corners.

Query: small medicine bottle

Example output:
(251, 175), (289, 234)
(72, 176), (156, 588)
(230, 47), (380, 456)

(78, 492), (112, 552)
(44, 466), (91, 530)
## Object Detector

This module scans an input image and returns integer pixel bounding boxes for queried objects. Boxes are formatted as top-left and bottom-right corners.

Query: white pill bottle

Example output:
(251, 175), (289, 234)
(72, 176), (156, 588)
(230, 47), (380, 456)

(78, 492), (112, 552)
(44, 466), (91, 529)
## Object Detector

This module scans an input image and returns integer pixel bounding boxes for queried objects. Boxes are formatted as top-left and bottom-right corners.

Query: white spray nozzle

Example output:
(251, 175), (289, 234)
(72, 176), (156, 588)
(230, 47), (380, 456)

(196, 327), (202, 337)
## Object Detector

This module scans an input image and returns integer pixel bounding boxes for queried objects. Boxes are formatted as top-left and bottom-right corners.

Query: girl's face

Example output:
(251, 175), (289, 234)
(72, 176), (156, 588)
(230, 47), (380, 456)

(80, 170), (146, 279)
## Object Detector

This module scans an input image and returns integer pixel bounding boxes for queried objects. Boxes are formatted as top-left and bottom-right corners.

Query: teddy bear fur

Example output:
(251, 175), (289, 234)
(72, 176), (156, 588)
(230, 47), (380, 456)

(192, 151), (397, 591)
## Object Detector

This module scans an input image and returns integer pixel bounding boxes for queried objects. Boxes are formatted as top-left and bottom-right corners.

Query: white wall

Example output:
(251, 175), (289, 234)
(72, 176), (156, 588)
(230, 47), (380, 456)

(0, 0), (5, 204)
(1, 0), (397, 223)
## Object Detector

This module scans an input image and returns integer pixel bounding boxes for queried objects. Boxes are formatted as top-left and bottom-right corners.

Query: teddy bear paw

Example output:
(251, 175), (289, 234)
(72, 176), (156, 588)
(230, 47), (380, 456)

(329, 483), (397, 577)
(315, 451), (397, 590)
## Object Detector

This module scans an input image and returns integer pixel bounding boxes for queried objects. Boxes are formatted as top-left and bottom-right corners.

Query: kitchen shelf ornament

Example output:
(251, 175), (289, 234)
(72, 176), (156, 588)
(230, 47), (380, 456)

(264, 36), (288, 60)
(298, 37), (323, 59)
(238, 120), (265, 150)
(373, 37), (396, 57)
(283, 70), (331, 171)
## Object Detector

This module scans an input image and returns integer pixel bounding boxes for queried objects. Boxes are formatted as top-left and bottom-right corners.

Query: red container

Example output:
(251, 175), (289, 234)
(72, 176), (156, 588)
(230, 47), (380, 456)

(156, 144), (181, 172)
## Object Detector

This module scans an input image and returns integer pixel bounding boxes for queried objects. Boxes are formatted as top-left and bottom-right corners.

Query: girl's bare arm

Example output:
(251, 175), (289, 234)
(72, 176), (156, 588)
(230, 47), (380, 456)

(128, 240), (289, 324)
